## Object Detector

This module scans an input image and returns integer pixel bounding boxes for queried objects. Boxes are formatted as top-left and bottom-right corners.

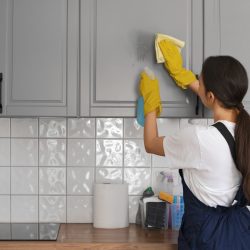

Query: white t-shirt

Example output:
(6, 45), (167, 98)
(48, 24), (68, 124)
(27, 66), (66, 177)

(163, 120), (243, 208)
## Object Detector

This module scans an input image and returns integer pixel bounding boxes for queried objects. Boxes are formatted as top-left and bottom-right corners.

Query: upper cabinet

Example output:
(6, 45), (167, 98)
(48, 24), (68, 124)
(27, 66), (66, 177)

(0, 0), (79, 116)
(204, 0), (250, 117)
(80, 0), (203, 117)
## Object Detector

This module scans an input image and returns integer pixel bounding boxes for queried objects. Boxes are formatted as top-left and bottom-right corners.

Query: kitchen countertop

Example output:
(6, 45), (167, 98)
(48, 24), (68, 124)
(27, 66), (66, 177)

(0, 223), (178, 250)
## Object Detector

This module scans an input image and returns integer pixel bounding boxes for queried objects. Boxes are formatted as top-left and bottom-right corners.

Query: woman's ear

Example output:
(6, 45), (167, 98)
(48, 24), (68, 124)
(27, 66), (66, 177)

(206, 91), (215, 106)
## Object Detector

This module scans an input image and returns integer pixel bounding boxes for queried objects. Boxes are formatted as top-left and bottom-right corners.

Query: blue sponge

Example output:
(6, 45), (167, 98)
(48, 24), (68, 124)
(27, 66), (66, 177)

(136, 96), (144, 127)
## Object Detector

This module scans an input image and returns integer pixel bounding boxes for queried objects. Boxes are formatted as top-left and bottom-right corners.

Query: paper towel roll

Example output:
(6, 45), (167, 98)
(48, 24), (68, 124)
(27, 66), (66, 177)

(93, 183), (129, 229)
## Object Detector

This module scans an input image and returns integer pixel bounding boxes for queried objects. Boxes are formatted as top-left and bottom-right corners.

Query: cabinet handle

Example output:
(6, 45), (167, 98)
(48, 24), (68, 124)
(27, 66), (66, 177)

(195, 74), (199, 116)
(0, 73), (2, 114)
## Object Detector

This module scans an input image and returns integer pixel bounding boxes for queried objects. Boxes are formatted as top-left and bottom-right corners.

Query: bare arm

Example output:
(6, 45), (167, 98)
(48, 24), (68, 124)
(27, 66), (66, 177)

(144, 110), (165, 156)
(188, 79), (199, 95)
(143, 80), (199, 157)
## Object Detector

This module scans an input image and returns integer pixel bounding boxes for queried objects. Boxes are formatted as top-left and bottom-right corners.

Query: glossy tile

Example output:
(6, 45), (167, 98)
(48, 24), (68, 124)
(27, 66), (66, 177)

(11, 139), (38, 166)
(11, 167), (38, 194)
(157, 118), (180, 136)
(68, 118), (95, 138)
(96, 118), (123, 138)
(124, 168), (151, 195)
(129, 196), (140, 223)
(96, 139), (123, 167)
(0, 168), (10, 194)
(124, 118), (143, 138)
(67, 196), (93, 223)
(11, 196), (38, 222)
(124, 139), (151, 167)
(39, 167), (66, 195)
(0, 138), (10, 166)
(39, 118), (66, 138)
(39, 196), (66, 223)
(67, 139), (95, 167)
(39, 139), (66, 166)
(0, 196), (10, 222)
(67, 168), (94, 195)
(95, 168), (122, 184)
(0, 118), (10, 137)
(11, 118), (38, 138)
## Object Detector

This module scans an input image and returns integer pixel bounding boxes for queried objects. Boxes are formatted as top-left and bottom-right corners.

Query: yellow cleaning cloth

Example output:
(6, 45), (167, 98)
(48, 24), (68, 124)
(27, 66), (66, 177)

(155, 33), (185, 64)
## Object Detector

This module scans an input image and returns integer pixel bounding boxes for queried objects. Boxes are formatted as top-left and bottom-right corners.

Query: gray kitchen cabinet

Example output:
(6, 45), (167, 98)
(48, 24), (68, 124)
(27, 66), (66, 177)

(0, 0), (79, 116)
(204, 0), (250, 117)
(80, 0), (203, 117)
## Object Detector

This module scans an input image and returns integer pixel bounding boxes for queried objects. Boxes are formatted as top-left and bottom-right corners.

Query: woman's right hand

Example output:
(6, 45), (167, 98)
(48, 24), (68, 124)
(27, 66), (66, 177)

(159, 40), (196, 89)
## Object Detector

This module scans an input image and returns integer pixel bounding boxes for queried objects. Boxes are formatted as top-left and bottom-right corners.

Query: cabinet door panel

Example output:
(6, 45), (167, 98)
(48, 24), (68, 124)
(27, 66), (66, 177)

(204, 0), (250, 117)
(81, 0), (203, 117)
(1, 0), (79, 116)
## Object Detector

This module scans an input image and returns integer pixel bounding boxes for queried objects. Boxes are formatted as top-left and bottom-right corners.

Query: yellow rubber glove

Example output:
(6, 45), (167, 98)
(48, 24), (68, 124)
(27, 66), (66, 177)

(158, 40), (196, 89)
(139, 71), (162, 117)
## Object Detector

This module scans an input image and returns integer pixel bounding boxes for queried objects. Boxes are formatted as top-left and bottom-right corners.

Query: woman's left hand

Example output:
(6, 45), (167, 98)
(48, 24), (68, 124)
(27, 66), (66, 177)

(139, 71), (162, 117)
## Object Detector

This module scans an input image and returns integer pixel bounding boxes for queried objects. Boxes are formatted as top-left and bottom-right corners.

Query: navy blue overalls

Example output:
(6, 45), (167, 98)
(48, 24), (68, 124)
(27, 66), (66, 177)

(178, 122), (250, 250)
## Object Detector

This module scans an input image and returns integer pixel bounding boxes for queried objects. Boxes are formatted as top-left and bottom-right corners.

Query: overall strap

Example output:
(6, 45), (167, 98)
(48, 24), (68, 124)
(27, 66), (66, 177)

(212, 122), (236, 164)
(212, 122), (248, 205)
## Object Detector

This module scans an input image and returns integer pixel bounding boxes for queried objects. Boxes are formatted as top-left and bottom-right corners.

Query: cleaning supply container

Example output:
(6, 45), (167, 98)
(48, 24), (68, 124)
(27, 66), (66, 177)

(93, 183), (129, 229)
(171, 195), (184, 230)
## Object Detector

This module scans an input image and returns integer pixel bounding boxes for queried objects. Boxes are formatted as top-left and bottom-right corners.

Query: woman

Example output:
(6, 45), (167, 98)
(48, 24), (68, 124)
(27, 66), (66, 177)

(139, 40), (250, 249)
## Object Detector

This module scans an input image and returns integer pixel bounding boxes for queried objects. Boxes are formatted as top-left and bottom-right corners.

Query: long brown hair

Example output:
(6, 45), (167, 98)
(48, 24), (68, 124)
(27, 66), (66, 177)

(202, 56), (250, 203)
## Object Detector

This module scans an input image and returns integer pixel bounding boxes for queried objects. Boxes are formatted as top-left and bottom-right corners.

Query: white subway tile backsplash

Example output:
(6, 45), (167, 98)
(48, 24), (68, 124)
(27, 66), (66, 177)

(0, 196), (11, 222)
(157, 118), (180, 136)
(11, 139), (38, 166)
(68, 118), (95, 138)
(67, 139), (95, 167)
(96, 118), (123, 138)
(0, 168), (10, 194)
(0, 117), (190, 223)
(67, 167), (94, 195)
(96, 139), (123, 167)
(39, 196), (66, 223)
(95, 168), (122, 184)
(39, 118), (66, 138)
(11, 196), (38, 223)
(124, 168), (151, 195)
(39, 167), (66, 195)
(39, 139), (66, 166)
(11, 118), (38, 138)
(124, 118), (143, 138)
(0, 138), (10, 166)
(0, 118), (10, 137)
(124, 139), (151, 167)
(11, 167), (38, 195)
(67, 196), (93, 223)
